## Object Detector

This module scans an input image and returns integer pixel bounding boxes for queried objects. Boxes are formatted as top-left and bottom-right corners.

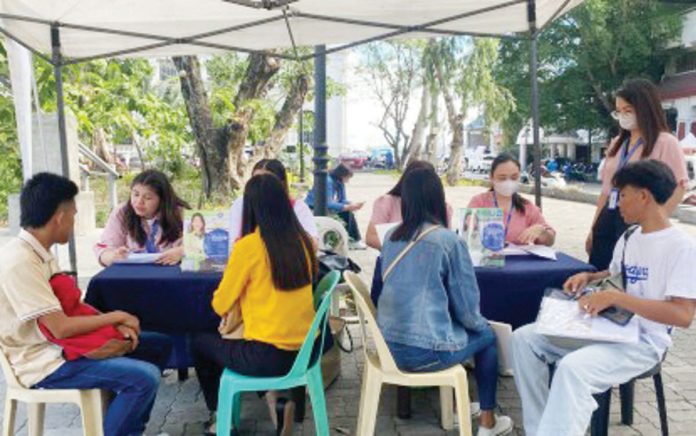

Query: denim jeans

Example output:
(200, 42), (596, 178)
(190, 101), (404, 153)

(387, 325), (498, 410)
(33, 332), (173, 436)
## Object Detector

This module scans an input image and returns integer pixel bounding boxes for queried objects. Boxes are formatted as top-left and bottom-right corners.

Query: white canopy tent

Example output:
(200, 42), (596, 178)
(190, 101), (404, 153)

(1, 0), (585, 270)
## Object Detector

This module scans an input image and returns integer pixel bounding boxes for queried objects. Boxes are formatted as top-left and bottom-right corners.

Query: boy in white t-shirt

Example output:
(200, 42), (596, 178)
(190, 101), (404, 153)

(511, 159), (696, 436)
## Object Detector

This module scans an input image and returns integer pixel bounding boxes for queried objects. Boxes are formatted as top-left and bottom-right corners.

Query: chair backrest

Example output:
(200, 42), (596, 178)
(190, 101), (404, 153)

(314, 216), (349, 257)
(344, 271), (400, 373)
(287, 270), (341, 378)
(0, 347), (23, 389)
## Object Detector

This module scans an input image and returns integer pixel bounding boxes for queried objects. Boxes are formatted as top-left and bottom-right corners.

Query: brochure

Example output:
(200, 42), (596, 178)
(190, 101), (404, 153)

(181, 210), (230, 272)
(454, 208), (505, 267)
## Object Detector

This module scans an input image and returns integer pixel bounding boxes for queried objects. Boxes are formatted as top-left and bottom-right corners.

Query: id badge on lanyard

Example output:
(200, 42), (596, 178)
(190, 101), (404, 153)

(608, 138), (643, 211)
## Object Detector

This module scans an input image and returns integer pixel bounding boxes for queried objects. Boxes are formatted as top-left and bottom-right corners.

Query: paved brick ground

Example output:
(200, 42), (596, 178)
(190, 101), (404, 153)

(2, 172), (696, 435)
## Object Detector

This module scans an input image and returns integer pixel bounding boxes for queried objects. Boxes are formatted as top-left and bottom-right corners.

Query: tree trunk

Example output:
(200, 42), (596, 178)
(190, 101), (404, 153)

(264, 72), (311, 158)
(424, 90), (441, 166)
(93, 127), (114, 166)
(173, 55), (230, 198)
(131, 130), (146, 170)
(434, 59), (464, 186)
(228, 53), (281, 187)
(404, 84), (430, 166)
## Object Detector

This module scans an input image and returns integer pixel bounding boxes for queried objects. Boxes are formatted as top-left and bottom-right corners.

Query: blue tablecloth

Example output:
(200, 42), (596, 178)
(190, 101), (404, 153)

(371, 252), (595, 330)
(85, 265), (222, 334)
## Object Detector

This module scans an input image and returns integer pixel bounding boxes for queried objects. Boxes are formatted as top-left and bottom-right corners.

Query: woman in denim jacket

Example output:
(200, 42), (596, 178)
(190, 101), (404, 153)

(378, 167), (512, 436)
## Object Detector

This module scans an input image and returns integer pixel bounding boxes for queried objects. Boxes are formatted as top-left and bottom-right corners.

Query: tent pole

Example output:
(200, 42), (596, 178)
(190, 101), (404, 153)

(528, 0), (542, 208)
(51, 24), (78, 273)
(312, 45), (328, 217)
(299, 110), (305, 182)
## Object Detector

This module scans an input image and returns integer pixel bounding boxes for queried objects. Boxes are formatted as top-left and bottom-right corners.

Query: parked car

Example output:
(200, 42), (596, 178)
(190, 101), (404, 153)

(339, 150), (369, 170)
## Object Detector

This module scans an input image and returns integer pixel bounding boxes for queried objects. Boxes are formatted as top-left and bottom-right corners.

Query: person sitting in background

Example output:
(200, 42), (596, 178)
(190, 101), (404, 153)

(0, 172), (172, 436)
(228, 159), (317, 251)
(468, 153), (555, 246)
(366, 160), (454, 250)
(378, 167), (512, 436)
(305, 163), (366, 249)
(94, 169), (190, 266)
(192, 174), (318, 436)
(512, 160), (696, 436)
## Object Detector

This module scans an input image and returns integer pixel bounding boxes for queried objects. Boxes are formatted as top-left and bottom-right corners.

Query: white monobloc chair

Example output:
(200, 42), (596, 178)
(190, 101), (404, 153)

(314, 216), (350, 257)
(344, 271), (472, 436)
(0, 350), (106, 436)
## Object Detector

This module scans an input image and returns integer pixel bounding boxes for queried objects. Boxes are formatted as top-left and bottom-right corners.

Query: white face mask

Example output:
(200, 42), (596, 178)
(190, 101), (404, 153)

(618, 113), (637, 131)
(493, 180), (519, 197)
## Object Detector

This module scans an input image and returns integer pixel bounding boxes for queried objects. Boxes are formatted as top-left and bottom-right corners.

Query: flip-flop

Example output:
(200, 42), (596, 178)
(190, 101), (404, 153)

(275, 397), (296, 436)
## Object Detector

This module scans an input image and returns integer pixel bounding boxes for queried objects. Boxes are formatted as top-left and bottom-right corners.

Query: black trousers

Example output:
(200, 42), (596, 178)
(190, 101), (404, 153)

(589, 205), (628, 270)
(337, 211), (361, 241)
(192, 333), (298, 411)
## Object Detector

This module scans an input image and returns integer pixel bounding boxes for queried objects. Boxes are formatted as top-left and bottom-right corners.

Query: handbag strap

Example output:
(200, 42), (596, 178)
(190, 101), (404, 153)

(382, 225), (441, 282)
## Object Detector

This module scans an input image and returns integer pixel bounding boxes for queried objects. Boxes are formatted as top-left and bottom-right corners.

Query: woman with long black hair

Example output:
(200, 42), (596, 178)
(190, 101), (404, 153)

(587, 78), (688, 269)
(192, 174), (317, 436)
(378, 167), (512, 436)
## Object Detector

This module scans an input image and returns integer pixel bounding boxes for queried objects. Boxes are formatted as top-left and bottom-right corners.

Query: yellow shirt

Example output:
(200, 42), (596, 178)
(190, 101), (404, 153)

(212, 230), (315, 351)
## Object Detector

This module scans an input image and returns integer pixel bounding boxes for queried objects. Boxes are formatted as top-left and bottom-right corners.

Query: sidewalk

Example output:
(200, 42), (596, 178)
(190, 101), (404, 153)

(2, 172), (696, 435)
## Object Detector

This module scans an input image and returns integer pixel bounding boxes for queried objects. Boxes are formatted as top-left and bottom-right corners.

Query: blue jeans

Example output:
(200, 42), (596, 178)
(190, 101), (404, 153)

(34, 332), (172, 436)
(388, 325), (498, 410)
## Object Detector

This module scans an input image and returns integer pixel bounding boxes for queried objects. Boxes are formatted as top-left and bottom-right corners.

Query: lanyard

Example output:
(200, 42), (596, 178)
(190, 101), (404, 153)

(618, 138), (643, 170)
(492, 192), (514, 241)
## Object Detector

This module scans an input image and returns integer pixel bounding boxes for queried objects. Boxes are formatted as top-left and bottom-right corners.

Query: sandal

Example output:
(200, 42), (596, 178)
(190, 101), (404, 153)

(275, 397), (296, 436)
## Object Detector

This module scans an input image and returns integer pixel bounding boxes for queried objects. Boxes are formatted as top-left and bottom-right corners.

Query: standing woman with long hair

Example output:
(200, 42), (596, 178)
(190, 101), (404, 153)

(587, 79), (688, 269)
(192, 174), (318, 436)
(94, 169), (190, 266)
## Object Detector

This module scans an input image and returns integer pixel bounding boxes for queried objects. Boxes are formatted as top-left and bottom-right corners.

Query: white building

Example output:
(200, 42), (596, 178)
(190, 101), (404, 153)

(660, 8), (696, 141)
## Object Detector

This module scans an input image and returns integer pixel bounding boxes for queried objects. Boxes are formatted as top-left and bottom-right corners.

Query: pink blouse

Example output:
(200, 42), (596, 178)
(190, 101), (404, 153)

(467, 191), (555, 245)
(369, 194), (454, 226)
(93, 204), (182, 264)
(601, 132), (688, 196)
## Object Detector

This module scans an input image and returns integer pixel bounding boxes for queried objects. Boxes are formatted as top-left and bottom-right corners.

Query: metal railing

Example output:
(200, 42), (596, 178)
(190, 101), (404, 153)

(78, 142), (120, 210)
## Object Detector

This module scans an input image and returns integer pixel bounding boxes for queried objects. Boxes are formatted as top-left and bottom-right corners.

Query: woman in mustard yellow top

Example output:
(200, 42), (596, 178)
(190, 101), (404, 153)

(192, 174), (318, 436)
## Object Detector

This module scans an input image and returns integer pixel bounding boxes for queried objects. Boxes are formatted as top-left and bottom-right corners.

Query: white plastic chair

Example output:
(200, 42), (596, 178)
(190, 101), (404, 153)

(344, 271), (472, 436)
(0, 350), (106, 436)
(314, 216), (350, 257)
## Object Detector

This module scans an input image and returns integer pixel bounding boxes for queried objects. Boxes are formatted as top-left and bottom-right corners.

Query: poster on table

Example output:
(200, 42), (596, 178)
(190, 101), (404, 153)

(453, 207), (505, 267)
(181, 210), (230, 272)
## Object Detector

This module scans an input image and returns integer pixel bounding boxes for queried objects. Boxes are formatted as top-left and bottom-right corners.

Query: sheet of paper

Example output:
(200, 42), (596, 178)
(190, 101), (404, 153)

(535, 297), (639, 344)
(503, 243), (557, 260)
(376, 222), (399, 245)
(114, 253), (161, 264)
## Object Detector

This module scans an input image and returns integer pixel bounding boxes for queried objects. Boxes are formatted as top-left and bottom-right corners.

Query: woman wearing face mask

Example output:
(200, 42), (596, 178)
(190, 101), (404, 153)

(467, 153), (555, 246)
(587, 79), (688, 270)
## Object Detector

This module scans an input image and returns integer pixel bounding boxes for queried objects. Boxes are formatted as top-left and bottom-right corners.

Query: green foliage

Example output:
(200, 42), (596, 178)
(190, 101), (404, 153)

(495, 0), (684, 145)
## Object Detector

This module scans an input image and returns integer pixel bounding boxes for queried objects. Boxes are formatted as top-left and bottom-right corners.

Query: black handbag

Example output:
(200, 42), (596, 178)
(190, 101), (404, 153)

(317, 249), (361, 281)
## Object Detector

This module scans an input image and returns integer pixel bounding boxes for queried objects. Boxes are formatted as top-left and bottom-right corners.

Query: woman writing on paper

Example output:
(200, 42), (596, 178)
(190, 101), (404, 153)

(192, 174), (318, 436)
(365, 160), (453, 250)
(94, 169), (190, 266)
(378, 167), (512, 436)
(467, 153), (555, 247)
(586, 78), (688, 269)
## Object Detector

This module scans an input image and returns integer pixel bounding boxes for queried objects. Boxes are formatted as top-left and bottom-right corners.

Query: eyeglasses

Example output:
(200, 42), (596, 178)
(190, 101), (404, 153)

(610, 110), (633, 120)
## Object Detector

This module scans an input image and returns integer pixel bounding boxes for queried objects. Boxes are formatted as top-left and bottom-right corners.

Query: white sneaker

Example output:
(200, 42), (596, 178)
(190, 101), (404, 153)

(477, 415), (513, 436)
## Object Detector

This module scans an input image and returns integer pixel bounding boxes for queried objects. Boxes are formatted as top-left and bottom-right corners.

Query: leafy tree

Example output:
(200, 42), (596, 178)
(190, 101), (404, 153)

(495, 0), (684, 148)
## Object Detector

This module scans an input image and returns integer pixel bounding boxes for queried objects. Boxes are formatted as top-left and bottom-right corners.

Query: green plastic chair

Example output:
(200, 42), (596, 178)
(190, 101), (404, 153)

(216, 270), (341, 436)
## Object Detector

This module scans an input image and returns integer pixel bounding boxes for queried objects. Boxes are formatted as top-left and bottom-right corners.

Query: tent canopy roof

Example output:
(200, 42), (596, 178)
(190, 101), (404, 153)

(1, 0), (583, 63)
